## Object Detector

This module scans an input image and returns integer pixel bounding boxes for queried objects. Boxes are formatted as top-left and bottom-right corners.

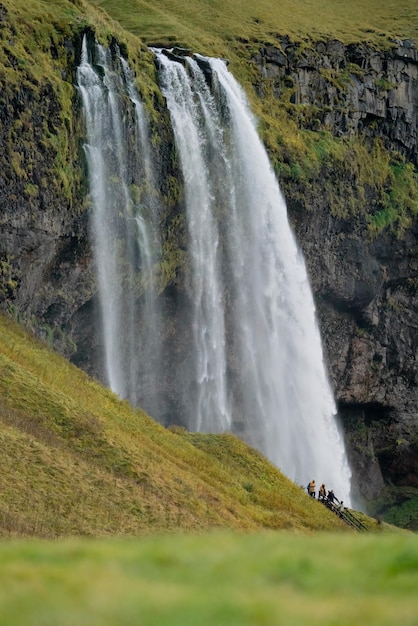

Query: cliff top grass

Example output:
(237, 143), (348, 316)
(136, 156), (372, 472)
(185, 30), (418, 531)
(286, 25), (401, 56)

(0, 0), (151, 86)
(89, 0), (418, 53)
(0, 312), (362, 538)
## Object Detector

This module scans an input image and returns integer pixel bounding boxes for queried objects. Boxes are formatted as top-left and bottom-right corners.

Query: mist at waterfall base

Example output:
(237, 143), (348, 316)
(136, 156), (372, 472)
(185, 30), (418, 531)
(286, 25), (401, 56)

(78, 39), (352, 505)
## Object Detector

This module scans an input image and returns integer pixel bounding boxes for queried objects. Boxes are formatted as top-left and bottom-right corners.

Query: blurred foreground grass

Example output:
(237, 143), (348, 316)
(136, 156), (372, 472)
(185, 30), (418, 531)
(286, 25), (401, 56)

(1, 530), (417, 626)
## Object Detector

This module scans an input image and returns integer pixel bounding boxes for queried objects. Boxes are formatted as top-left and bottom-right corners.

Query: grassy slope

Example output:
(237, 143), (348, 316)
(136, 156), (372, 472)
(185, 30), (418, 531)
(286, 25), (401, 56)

(0, 313), (352, 537)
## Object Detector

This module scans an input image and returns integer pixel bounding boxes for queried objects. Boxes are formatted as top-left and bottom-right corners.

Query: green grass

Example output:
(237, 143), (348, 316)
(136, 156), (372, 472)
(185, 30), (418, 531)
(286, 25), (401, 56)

(88, 0), (418, 52)
(0, 531), (417, 626)
(0, 313), (358, 537)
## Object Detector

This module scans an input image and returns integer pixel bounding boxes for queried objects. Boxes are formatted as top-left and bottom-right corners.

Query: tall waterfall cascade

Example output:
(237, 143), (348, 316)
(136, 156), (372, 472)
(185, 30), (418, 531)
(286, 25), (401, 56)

(78, 39), (352, 504)
(77, 36), (162, 415)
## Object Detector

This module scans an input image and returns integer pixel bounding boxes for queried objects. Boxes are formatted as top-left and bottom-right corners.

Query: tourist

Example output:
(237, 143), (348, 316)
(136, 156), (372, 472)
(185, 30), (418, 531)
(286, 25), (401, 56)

(307, 479), (316, 498)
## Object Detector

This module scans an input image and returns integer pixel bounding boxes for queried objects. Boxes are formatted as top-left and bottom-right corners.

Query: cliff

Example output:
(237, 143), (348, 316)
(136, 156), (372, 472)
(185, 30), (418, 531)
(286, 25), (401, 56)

(0, 3), (91, 355)
(253, 37), (418, 521)
(0, 1), (417, 526)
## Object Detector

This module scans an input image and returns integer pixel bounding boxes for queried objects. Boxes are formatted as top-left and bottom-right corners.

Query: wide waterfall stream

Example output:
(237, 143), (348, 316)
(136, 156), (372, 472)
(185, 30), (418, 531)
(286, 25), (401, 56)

(78, 39), (352, 504)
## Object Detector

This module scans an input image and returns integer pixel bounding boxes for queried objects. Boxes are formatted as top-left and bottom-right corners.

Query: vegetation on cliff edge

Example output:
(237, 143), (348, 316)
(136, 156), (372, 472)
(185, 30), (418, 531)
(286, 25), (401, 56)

(88, 0), (418, 239)
(88, 0), (418, 51)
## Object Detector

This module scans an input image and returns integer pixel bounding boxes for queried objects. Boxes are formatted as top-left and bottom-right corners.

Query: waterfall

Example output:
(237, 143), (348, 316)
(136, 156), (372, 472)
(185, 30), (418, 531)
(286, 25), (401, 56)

(77, 36), (162, 415)
(77, 37), (352, 504)
(155, 50), (352, 503)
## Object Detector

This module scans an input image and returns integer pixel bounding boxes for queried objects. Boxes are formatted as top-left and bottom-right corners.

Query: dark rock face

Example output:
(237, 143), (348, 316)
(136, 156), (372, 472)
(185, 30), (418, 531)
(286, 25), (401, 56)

(253, 37), (418, 164)
(0, 8), (93, 361)
(0, 91), (95, 351)
(252, 37), (418, 515)
(298, 210), (418, 509)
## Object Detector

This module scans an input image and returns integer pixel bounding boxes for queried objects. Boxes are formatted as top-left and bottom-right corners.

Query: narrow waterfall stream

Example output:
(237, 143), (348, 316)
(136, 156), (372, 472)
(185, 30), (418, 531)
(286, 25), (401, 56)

(77, 36), (162, 415)
(78, 40), (352, 504)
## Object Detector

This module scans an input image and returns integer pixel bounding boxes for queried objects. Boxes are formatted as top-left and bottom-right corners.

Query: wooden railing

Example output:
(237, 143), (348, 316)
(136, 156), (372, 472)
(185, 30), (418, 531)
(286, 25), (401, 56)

(321, 497), (369, 532)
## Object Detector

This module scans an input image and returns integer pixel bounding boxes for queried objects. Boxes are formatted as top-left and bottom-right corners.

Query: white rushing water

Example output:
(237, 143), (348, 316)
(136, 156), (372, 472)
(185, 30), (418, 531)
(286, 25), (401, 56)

(78, 37), (352, 504)
(77, 36), (161, 414)
(155, 50), (352, 503)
